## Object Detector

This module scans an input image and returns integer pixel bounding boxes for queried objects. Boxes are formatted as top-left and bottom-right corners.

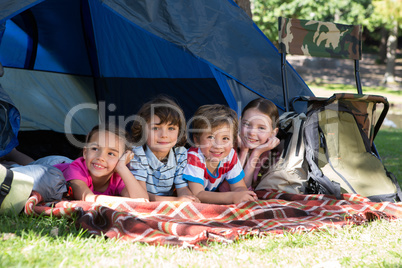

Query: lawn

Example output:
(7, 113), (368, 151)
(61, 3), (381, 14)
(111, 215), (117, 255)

(1, 216), (401, 267)
(375, 128), (402, 186)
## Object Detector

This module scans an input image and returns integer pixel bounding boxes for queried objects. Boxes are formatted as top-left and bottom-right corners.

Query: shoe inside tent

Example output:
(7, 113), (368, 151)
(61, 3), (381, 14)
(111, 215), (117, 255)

(0, 0), (312, 159)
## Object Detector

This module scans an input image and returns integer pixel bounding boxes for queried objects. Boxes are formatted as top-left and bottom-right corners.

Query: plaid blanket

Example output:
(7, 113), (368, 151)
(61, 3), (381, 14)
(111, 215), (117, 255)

(24, 190), (402, 248)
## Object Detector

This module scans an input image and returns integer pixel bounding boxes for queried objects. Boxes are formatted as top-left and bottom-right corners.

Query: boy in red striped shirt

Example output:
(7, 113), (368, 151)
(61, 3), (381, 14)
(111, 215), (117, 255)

(183, 104), (258, 204)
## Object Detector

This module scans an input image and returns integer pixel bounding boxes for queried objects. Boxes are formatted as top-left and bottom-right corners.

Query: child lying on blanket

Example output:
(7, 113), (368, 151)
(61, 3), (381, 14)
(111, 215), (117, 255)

(54, 123), (149, 203)
(183, 104), (258, 204)
(129, 95), (199, 202)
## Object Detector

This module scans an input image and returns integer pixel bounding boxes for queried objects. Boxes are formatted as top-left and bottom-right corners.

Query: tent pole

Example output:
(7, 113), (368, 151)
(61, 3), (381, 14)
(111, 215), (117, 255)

(354, 60), (363, 94)
(281, 52), (290, 112)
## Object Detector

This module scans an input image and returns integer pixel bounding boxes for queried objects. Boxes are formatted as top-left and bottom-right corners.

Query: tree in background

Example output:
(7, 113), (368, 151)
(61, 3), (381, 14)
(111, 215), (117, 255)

(234, 0), (252, 18)
(251, 0), (401, 87)
(373, 0), (402, 84)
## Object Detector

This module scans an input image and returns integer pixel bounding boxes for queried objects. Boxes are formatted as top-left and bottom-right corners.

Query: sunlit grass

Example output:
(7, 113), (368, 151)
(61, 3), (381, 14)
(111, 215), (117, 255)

(375, 128), (402, 185)
(309, 83), (402, 96)
(1, 214), (401, 267)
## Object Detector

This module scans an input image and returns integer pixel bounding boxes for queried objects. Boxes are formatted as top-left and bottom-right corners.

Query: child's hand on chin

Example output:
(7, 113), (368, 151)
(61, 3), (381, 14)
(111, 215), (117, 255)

(232, 191), (258, 204)
(115, 150), (134, 171)
(255, 136), (280, 154)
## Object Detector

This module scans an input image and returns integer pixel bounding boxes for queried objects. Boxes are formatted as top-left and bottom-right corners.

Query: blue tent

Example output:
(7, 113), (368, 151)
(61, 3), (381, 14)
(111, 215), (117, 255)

(0, 81), (20, 157)
(0, 0), (312, 158)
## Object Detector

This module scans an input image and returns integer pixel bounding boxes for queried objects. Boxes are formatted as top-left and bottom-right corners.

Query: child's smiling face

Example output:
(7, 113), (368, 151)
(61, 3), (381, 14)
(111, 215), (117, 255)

(146, 115), (179, 160)
(83, 130), (125, 181)
(240, 108), (276, 149)
(195, 123), (233, 165)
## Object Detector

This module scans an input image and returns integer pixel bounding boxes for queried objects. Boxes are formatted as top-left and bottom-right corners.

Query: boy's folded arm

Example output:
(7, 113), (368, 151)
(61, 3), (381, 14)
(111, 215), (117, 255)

(148, 193), (180, 201)
(231, 191), (258, 203)
(229, 180), (258, 202)
(176, 186), (200, 202)
(195, 189), (236, 204)
(142, 185), (198, 202)
(188, 181), (251, 204)
(147, 192), (197, 202)
(229, 179), (250, 192)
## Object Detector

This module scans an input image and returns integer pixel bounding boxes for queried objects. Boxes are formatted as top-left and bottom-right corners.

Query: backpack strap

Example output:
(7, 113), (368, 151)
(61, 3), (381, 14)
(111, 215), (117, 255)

(278, 111), (299, 158)
(0, 168), (14, 207)
(303, 111), (342, 199)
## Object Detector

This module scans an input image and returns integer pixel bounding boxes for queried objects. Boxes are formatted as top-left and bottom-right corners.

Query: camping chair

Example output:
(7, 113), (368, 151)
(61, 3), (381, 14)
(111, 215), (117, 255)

(275, 18), (402, 201)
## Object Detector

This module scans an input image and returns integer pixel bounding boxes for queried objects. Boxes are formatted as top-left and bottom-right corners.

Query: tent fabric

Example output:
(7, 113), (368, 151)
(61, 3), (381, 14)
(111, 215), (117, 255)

(1, 68), (98, 135)
(0, 0), (313, 158)
(0, 84), (20, 157)
(95, 0), (313, 109)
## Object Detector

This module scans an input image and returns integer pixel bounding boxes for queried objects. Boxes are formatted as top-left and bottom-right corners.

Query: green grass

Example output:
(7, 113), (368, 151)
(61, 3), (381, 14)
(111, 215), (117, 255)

(375, 128), (402, 186)
(1, 214), (401, 267)
(309, 83), (402, 96)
